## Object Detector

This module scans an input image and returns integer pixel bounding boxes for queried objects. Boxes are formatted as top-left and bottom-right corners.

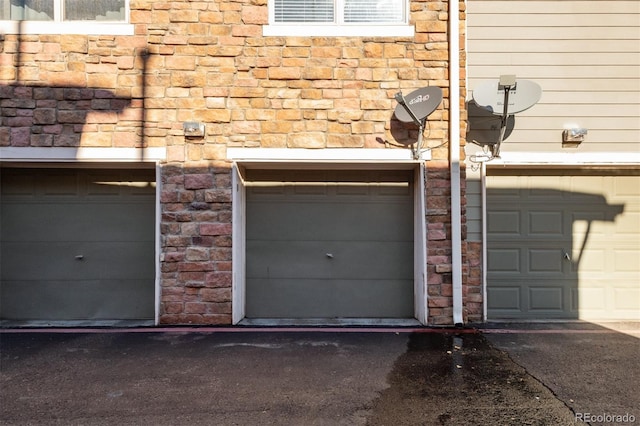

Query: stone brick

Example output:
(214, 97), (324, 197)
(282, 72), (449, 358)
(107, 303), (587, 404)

(184, 174), (214, 190)
(165, 56), (196, 71)
(269, 67), (301, 80)
(327, 134), (364, 148)
(242, 6), (267, 24)
(60, 36), (88, 53)
(302, 67), (333, 80)
(200, 223), (232, 236)
(429, 229), (447, 240)
(428, 297), (451, 308)
(170, 10), (199, 22)
(184, 302), (207, 314)
(186, 247), (210, 261)
(201, 288), (231, 303)
(163, 302), (183, 314)
(288, 132), (325, 148)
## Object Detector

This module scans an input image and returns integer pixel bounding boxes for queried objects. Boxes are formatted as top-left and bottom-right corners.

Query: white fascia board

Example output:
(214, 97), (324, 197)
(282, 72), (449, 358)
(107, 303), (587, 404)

(227, 148), (425, 163)
(488, 151), (640, 166)
(0, 147), (166, 162)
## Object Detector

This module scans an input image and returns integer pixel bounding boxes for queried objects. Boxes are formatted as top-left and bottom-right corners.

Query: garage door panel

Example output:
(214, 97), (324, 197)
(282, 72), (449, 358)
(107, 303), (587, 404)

(488, 171), (640, 320)
(246, 169), (414, 319)
(572, 287), (606, 312)
(1, 172), (37, 196)
(246, 278), (414, 318)
(2, 241), (154, 281)
(614, 288), (640, 311)
(487, 248), (520, 272)
(2, 202), (154, 242)
(248, 201), (412, 242)
(487, 287), (521, 310)
(616, 211), (640, 236)
(247, 240), (413, 280)
(0, 168), (155, 323)
(573, 248), (606, 272)
(614, 250), (640, 271)
(528, 249), (564, 273)
(0, 279), (155, 321)
(529, 287), (564, 311)
(528, 211), (564, 236)
(487, 210), (520, 235)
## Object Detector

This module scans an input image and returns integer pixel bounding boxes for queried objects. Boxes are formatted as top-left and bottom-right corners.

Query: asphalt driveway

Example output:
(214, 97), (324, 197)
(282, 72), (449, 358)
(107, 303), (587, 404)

(482, 321), (640, 426)
(0, 324), (637, 425)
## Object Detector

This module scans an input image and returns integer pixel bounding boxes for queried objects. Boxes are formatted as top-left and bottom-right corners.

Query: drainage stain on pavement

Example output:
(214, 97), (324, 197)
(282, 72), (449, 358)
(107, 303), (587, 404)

(367, 333), (582, 426)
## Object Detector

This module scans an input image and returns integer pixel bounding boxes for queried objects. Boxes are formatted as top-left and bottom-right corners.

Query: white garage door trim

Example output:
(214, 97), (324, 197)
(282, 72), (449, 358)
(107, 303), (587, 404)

(231, 159), (427, 326)
(1, 147), (163, 326)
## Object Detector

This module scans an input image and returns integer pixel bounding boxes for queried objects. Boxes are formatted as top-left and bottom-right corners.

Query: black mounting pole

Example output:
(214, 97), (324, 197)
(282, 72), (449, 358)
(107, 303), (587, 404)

(395, 92), (425, 160)
(493, 81), (514, 158)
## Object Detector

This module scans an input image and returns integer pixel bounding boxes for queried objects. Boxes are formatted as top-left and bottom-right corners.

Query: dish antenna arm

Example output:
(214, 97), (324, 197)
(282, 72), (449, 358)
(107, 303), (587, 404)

(492, 75), (517, 158)
(395, 91), (426, 160)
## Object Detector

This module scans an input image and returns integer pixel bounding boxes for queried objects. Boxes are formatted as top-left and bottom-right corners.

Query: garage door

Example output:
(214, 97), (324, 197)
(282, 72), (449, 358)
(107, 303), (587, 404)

(0, 167), (156, 324)
(487, 169), (640, 320)
(245, 169), (414, 319)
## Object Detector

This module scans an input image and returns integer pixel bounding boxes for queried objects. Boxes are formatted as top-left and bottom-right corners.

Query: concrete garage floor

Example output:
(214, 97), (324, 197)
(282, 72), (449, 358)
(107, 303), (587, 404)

(0, 325), (636, 425)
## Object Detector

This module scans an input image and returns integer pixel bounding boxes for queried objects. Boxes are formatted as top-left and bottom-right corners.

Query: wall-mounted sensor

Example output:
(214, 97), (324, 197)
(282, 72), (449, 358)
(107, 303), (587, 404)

(562, 128), (587, 148)
(183, 122), (206, 138)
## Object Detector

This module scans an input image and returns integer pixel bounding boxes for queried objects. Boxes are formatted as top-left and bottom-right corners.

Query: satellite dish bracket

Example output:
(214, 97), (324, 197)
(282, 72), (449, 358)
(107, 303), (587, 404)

(493, 75), (517, 158)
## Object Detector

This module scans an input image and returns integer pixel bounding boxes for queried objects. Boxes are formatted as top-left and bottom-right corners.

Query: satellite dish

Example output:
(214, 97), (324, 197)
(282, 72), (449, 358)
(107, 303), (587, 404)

(394, 87), (443, 123)
(472, 78), (541, 115)
(393, 87), (443, 160)
(469, 75), (542, 160)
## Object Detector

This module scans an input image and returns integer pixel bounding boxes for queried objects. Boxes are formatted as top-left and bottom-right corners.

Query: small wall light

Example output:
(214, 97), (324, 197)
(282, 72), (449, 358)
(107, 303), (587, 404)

(183, 121), (206, 138)
(562, 128), (587, 148)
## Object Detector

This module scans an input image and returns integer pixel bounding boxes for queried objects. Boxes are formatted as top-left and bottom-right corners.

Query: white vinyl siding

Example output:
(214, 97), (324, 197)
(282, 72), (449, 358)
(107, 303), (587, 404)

(466, 0), (640, 154)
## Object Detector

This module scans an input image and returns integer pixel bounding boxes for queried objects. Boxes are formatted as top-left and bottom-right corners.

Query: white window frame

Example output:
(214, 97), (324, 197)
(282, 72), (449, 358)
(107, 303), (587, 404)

(263, 0), (414, 37)
(0, 0), (133, 35)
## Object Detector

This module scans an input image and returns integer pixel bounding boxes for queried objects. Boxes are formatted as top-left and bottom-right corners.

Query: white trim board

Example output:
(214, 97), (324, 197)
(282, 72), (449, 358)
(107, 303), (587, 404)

(485, 151), (640, 166)
(0, 147), (166, 163)
(227, 148), (426, 162)
(231, 159), (428, 326)
(263, 24), (414, 37)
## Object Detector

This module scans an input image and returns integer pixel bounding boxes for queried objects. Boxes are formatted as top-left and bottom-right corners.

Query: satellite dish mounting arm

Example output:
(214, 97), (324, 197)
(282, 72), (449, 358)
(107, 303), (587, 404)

(395, 92), (426, 160)
(493, 75), (516, 158)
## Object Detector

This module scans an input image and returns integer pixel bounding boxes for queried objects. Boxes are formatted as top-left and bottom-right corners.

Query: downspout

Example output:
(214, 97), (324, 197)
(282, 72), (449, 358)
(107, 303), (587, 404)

(481, 162), (488, 321)
(449, 0), (464, 326)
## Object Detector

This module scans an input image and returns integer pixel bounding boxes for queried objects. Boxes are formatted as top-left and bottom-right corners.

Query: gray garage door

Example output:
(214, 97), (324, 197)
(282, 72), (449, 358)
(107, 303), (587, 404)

(245, 169), (414, 319)
(487, 169), (640, 320)
(0, 167), (156, 324)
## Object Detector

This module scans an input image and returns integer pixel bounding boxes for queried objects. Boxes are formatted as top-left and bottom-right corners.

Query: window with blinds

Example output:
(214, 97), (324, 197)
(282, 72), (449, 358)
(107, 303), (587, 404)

(344, 0), (403, 23)
(274, 0), (334, 23)
(273, 0), (405, 24)
(1, 0), (125, 21)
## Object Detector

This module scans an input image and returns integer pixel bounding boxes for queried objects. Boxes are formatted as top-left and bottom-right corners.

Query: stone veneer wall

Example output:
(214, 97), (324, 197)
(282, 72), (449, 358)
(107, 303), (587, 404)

(0, 0), (479, 325)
